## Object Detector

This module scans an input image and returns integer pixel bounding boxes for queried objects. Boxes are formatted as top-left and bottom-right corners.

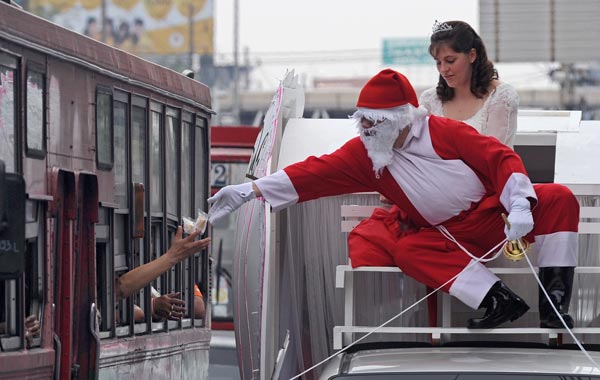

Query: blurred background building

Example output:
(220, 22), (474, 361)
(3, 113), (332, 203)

(10, 0), (600, 127)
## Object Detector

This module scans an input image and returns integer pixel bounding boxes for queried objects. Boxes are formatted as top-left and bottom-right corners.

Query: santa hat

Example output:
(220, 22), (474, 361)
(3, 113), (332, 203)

(352, 69), (426, 123)
(357, 69), (418, 109)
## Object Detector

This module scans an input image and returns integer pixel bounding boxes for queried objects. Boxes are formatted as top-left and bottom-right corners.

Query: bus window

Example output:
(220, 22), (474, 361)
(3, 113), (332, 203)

(181, 113), (193, 219)
(164, 107), (180, 318)
(131, 96), (149, 331)
(113, 93), (129, 209)
(131, 99), (146, 186)
(96, 87), (113, 170)
(113, 91), (132, 335)
(180, 114), (194, 320)
(164, 225), (178, 311)
(194, 116), (209, 211)
(150, 104), (166, 310)
(165, 108), (180, 219)
(0, 53), (17, 173)
(0, 279), (20, 351)
(194, 117), (209, 326)
(95, 207), (114, 336)
(150, 107), (164, 215)
(23, 199), (45, 349)
(25, 66), (45, 158)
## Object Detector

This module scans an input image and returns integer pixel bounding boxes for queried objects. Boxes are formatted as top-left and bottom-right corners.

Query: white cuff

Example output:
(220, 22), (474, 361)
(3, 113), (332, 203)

(499, 173), (536, 211)
(254, 170), (299, 212)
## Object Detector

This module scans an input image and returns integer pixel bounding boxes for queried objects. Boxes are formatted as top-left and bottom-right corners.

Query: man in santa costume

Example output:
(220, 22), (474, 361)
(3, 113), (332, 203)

(208, 69), (579, 329)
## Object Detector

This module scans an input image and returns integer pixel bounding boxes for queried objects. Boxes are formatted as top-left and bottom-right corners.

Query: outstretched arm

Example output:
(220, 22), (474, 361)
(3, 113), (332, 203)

(116, 227), (211, 300)
(208, 137), (375, 224)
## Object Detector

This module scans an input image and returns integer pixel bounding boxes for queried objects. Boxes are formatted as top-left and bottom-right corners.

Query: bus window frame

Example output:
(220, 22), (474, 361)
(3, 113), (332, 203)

(130, 94), (153, 332)
(0, 52), (19, 174)
(24, 61), (46, 159)
(194, 115), (210, 327)
(95, 86), (114, 171)
(95, 205), (115, 337)
(113, 89), (133, 337)
(0, 277), (24, 351)
(23, 198), (45, 349)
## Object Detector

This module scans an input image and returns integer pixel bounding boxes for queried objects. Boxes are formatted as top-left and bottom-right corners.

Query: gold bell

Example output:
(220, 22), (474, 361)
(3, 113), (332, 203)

(503, 239), (530, 261)
(500, 212), (530, 261)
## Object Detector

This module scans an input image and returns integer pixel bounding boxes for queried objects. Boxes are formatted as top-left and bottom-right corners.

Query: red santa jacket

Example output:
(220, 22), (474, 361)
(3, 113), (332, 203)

(256, 115), (536, 229)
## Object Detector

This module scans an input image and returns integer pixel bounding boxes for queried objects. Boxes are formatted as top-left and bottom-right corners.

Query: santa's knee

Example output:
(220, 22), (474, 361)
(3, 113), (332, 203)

(536, 183), (578, 210)
(534, 184), (579, 231)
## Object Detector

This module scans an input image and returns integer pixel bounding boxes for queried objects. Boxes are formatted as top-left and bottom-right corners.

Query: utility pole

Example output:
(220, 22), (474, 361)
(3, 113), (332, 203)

(232, 0), (240, 124)
(188, 3), (194, 70)
(100, 0), (107, 43)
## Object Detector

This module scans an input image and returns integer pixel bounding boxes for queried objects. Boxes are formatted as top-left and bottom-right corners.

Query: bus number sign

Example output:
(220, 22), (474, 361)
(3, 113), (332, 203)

(0, 240), (19, 253)
(211, 163), (230, 188)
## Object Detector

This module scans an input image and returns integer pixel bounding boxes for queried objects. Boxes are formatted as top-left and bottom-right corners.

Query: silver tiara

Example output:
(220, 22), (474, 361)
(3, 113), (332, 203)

(432, 20), (453, 35)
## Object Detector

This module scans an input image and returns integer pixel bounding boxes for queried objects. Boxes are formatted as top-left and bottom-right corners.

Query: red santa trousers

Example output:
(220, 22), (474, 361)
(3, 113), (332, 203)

(348, 183), (579, 309)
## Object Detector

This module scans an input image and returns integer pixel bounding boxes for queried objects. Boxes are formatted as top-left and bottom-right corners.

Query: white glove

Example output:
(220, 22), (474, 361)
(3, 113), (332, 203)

(504, 198), (534, 241)
(208, 182), (256, 224)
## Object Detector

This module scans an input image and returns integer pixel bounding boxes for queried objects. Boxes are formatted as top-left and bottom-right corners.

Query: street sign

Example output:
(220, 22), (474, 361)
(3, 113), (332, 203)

(382, 37), (430, 65)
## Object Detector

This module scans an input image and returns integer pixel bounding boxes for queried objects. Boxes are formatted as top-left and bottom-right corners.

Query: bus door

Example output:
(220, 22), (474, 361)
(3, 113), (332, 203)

(48, 168), (76, 380)
(72, 172), (99, 379)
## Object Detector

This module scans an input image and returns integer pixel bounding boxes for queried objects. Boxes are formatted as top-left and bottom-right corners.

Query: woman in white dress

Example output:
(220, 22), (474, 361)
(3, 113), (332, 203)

(420, 20), (519, 147)
(348, 20), (522, 283)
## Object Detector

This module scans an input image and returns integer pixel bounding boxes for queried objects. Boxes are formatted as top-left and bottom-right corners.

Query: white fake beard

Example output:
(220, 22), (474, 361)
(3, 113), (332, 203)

(359, 120), (405, 177)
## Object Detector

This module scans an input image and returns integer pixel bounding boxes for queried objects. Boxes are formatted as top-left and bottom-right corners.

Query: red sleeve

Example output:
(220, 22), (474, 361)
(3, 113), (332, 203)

(428, 116), (537, 209)
(283, 137), (376, 203)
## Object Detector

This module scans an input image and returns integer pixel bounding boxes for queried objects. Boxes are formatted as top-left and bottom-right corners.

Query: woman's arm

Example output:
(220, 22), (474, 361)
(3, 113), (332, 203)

(116, 226), (211, 300)
(484, 83), (520, 148)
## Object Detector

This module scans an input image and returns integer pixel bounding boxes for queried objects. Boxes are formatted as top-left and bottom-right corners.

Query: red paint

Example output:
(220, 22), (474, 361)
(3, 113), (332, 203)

(211, 126), (260, 148)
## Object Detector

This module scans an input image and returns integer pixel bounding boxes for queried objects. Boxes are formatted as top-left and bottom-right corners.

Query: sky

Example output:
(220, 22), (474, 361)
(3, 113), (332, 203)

(212, 0), (556, 90)
(214, 0), (478, 54)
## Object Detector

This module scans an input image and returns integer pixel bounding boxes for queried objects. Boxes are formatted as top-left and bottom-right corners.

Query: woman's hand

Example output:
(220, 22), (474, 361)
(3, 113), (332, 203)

(165, 227), (211, 265)
(152, 292), (186, 321)
(24, 314), (40, 348)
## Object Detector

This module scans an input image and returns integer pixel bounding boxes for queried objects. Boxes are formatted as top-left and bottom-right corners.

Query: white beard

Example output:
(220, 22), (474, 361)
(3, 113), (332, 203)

(359, 119), (406, 177)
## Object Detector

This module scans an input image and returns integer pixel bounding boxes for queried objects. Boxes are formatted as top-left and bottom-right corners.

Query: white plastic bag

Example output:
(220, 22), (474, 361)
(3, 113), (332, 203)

(182, 209), (209, 235)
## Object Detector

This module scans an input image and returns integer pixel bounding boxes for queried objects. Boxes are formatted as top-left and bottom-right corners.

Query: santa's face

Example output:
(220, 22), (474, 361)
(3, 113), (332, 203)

(358, 117), (404, 176)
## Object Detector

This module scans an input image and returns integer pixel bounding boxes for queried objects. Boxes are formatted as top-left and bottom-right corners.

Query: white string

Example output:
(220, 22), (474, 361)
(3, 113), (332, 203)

(516, 239), (600, 370)
(436, 225), (504, 262)
(287, 227), (600, 380)
(287, 235), (507, 380)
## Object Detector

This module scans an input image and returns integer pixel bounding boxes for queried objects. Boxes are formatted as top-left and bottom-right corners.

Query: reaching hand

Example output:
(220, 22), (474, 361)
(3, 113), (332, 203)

(207, 182), (256, 223)
(166, 226), (211, 263)
(152, 292), (186, 321)
(24, 314), (40, 348)
(504, 198), (534, 241)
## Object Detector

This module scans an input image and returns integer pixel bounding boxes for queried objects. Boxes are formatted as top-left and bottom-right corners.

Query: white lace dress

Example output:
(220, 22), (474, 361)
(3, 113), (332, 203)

(418, 82), (520, 148)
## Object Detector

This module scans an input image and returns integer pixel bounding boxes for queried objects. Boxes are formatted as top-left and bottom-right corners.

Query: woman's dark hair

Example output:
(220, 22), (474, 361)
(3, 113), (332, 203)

(429, 20), (498, 101)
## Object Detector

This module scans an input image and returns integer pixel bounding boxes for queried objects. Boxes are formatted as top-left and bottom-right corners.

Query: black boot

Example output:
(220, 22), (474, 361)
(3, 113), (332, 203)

(539, 267), (575, 328)
(467, 281), (530, 329)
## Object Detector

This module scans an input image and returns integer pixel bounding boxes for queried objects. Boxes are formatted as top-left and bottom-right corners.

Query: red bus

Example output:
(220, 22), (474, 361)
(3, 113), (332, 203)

(0, 2), (213, 378)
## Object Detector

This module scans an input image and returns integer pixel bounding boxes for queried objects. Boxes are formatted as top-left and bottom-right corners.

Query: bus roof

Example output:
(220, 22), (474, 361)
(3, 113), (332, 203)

(0, 2), (212, 113)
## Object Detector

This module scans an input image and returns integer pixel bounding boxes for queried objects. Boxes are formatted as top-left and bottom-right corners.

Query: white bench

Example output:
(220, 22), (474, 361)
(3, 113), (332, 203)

(334, 185), (600, 349)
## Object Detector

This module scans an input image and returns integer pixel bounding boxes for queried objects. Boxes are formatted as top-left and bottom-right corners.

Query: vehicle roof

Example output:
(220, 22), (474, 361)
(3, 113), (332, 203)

(320, 346), (600, 379)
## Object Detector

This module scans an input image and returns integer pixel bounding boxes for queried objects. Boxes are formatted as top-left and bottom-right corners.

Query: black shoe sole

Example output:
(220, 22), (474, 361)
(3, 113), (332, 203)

(540, 314), (574, 329)
(467, 302), (530, 329)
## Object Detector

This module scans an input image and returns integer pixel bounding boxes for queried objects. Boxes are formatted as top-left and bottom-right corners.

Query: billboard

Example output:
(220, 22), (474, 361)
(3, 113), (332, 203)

(28, 0), (213, 56)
